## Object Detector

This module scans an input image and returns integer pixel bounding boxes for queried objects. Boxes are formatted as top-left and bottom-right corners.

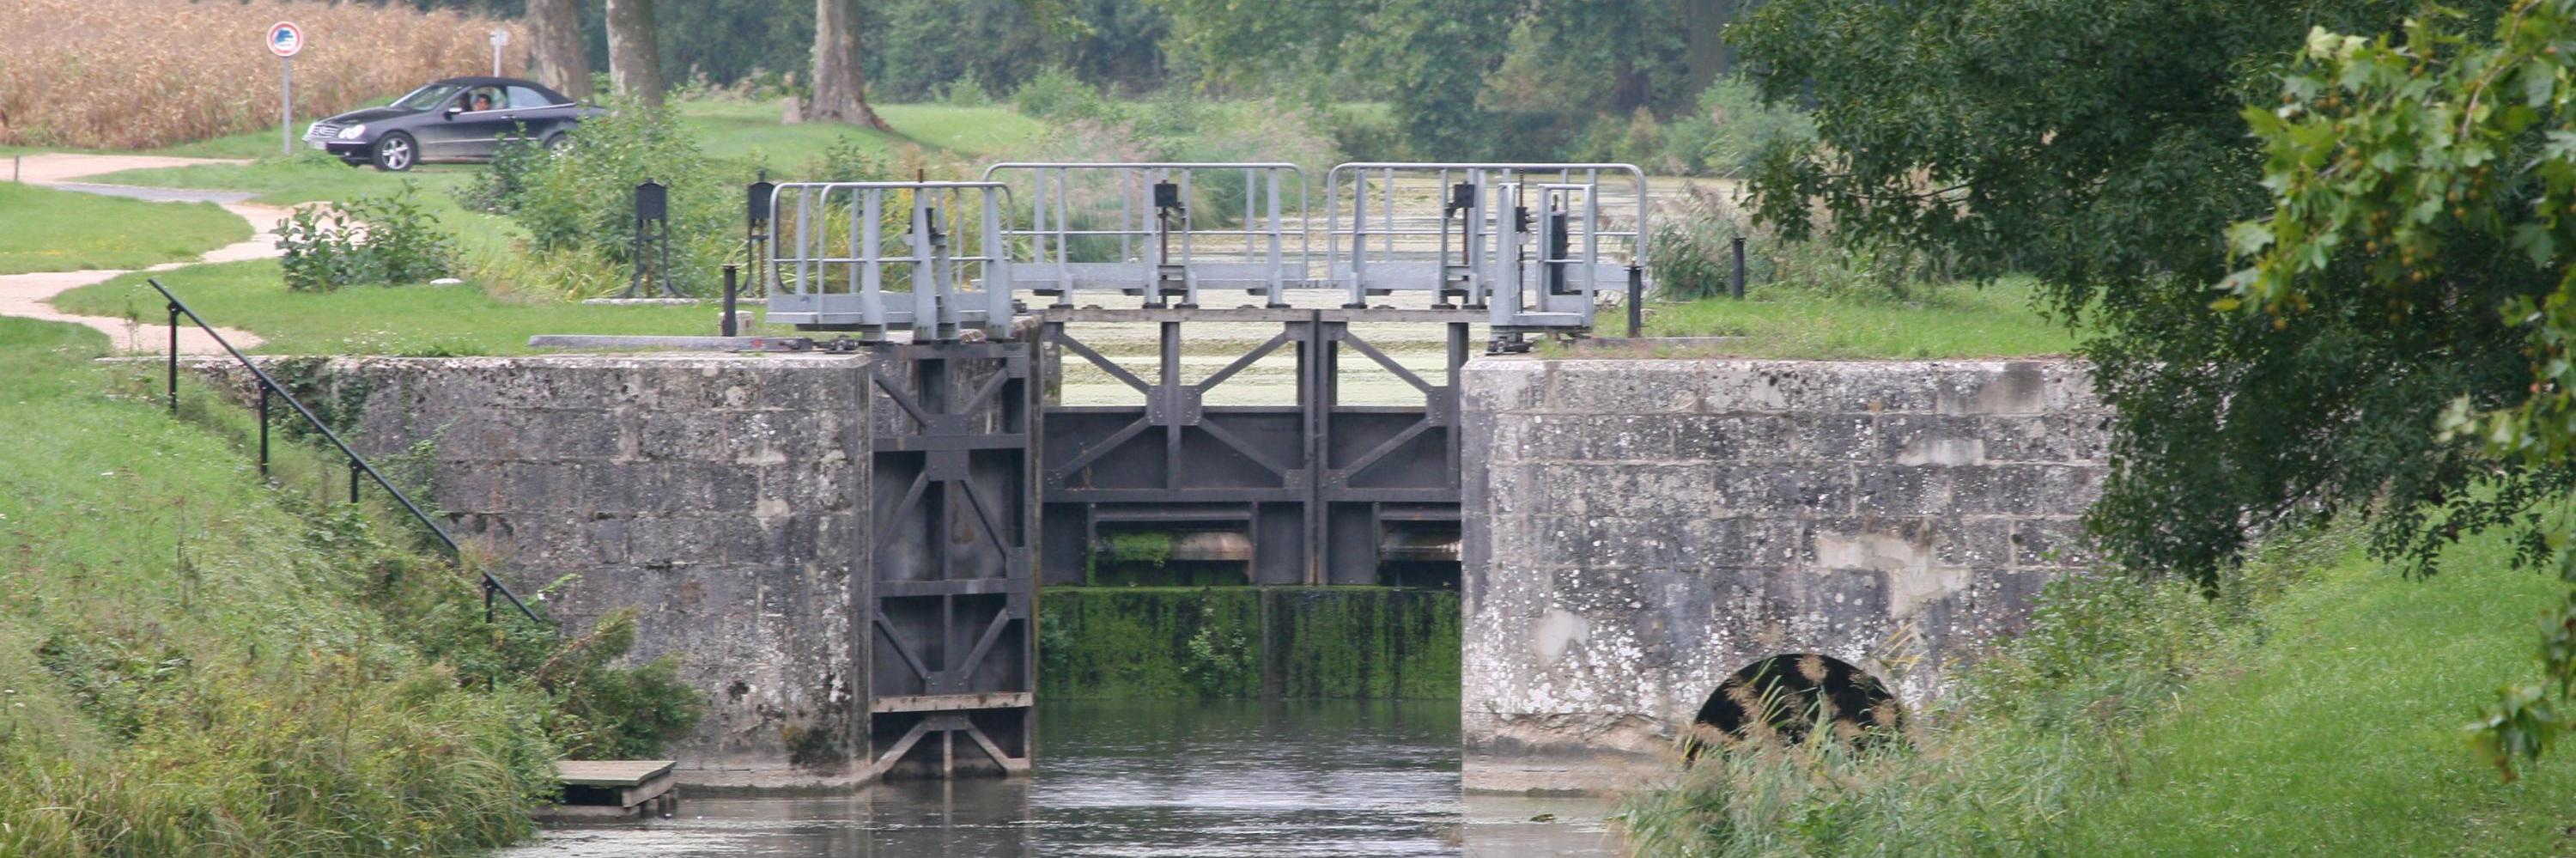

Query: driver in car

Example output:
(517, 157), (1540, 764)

(469, 92), (494, 113)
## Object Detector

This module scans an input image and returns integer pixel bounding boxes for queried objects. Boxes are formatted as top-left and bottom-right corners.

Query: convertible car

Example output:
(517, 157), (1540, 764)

(302, 76), (602, 171)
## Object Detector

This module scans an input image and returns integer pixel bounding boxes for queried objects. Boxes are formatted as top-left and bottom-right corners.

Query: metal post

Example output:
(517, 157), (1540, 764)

(1730, 236), (1747, 300)
(281, 58), (293, 158)
(721, 265), (740, 337)
(349, 459), (361, 504)
(1626, 265), (1643, 338)
(166, 303), (179, 414)
(257, 385), (270, 478)
(484, 581), (496, 624)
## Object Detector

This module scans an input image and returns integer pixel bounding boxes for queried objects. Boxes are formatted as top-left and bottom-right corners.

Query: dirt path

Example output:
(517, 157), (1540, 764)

(0, 153), (284, 354)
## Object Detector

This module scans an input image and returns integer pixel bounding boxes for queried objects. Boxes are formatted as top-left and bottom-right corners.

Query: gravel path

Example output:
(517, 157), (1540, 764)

(0, 153), (283, 353)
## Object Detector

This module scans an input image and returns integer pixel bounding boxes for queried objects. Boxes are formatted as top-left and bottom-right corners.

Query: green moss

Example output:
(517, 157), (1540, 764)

(1038, 587), (1459, 700)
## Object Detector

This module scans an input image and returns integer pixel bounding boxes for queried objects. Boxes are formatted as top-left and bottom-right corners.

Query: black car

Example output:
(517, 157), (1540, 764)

(303, 76), (601, 171)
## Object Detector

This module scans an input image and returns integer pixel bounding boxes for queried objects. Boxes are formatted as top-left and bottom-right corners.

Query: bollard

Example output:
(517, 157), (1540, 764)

(721, 265), (740, 337)
(1730, 236), (1747, 300)
(1625, 265), (1643, 338)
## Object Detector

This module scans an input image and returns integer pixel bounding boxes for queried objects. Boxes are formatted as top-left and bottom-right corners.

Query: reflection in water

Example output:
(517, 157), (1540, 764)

(501, 700), (1619, 857)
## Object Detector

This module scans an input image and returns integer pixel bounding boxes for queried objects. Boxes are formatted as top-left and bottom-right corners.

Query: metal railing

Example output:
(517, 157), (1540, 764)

(150, 278), (543, 625)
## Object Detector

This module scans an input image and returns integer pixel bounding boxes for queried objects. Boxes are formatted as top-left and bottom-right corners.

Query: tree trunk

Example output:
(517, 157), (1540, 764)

(1686, 0), (1738, 94)
(810, 0), (890, 130)
(524, 0), (591, 99)
(605, 0), (665, 107)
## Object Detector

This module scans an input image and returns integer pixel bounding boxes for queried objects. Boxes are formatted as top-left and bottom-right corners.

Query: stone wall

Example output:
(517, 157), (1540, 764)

(197, 356), (872, 788)
(1459, 358), (2108, 794)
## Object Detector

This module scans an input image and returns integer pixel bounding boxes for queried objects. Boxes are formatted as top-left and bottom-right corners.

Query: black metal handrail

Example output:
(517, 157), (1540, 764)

(149, 277), (544, 626)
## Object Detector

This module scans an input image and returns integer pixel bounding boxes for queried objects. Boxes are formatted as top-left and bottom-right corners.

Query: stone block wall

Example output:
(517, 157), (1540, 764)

(196, 355), (872, 788)
(1459, 358), (2108, 794)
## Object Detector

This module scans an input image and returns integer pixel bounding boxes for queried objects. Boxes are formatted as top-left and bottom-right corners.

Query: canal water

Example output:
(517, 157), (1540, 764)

(501, 700), (1622, 857)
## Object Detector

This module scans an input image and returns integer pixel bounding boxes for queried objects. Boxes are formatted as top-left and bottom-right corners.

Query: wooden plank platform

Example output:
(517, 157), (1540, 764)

(556, 759), (675, 788)
(537, 759), (679, 824)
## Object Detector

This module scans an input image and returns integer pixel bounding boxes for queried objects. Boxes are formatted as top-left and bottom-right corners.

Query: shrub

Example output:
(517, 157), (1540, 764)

(477, 99), (738, 299)
(1012, 67), (1127, 125)
(276, 182), (456, 292)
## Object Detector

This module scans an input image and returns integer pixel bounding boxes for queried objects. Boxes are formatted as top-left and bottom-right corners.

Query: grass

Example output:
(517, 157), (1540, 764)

(1616, 523), (2576, 855)
(51, 259), (756, 356)
(0, 316), (556, 854)
(1625, 277), (2081, 359)
(676, 100), (1048, 171)
(2046, 537), (2576, 854)
(0, 183), (250, 275)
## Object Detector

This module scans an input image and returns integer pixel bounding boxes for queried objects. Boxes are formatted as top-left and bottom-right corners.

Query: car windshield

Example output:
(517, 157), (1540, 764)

(391, 84), (464, 112)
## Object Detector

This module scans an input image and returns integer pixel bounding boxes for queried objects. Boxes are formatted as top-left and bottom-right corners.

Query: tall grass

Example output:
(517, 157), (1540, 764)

(0, 0), (526, 150)
(1614, 518), (2576, 855)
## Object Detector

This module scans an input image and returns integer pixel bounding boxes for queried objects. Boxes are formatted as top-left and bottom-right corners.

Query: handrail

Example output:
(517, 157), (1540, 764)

(149, 278), (544, 626)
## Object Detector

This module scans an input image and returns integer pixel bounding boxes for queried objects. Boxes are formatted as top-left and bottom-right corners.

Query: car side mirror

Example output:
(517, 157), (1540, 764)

(443, 106), (461, 120)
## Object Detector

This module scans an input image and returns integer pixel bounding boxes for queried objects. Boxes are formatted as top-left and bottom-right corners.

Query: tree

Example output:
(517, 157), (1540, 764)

(810, 0), (890, 130)
(2229, 0), (2576, 777)
(524, 0), (592, 99)
(605, 0), (665, 106)
(1731, 0), (2531, 584)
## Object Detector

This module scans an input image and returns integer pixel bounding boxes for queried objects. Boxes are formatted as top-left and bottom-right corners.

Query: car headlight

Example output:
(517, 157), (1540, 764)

(336, 124), (366, 140)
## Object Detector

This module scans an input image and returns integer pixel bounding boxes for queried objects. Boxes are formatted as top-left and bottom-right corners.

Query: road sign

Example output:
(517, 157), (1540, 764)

(270, 21), (302, 155)
(266, 21), (303, 58)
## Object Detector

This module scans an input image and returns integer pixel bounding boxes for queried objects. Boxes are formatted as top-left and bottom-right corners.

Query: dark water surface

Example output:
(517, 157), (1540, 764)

(501, 700), (1619, 857)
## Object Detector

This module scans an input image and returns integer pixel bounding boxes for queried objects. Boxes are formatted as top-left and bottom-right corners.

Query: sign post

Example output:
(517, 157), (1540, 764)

(267, 21), (304, 157)
(488, 29), (509, 76)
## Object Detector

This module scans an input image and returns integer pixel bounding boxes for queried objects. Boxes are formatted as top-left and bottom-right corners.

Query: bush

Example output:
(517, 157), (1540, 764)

(1663, 76), (1819, 177)
(1012, 67), (1127, 125)
(1613, 528), (2335, 856)
(471, 99), (738, 299)
(276, 182), (457, 292)
(1651, 184), (1958, 304)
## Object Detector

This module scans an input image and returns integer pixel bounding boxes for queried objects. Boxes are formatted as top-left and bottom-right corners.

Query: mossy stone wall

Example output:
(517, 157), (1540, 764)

(1039, 587), (1461, 700)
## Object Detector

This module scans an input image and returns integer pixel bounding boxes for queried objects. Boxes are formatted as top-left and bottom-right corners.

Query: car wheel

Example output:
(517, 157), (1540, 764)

(371, 133), (416, 172)
(544, 132), (573, 156)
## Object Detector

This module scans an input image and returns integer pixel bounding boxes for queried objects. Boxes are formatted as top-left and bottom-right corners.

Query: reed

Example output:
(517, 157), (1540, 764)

(0, 0), (525, 150)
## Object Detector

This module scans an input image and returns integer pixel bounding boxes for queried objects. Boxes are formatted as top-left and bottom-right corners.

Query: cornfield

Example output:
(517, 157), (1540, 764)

(0, 0), (526, 150)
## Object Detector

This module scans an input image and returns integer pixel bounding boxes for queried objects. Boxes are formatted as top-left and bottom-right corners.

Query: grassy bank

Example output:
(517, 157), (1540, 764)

(0, 317), (554, 854)
(0, 183), (250, 275)
(1629, 278), (2079, 359)
(52, 259), (744, 356)
(1617, 524), (2576, 855)
(0, 315), (700, 853)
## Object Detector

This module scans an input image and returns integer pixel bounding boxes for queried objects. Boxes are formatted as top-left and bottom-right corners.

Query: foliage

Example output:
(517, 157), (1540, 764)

(478, 98), (738, 298)
(1182, 624), (1254, 697)
(0, 183), (250, 276)
(0, 319), (557, 855)
(1614, 526), (2576, 856)
(2222, 0), (2576, 778)
(1012, 67), (1129, 125)
(276, 182), (459, 292)
(0, 0), (525, 149)
(1731, 0), (2546, 601)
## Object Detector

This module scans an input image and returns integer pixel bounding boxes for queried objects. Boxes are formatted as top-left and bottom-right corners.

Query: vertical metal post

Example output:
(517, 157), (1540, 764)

(257, 384), (270, 478)
(1626, 265), (1643, 338)
(1731, 236), (1747, 300)
(349, 459), (361, 504)
(281, 58), (293, 158)
(721, 265), (740, 337)
(166, 303), (179, 414)
(1161, 320), (1182, 484)
(484, 581), (496, 624)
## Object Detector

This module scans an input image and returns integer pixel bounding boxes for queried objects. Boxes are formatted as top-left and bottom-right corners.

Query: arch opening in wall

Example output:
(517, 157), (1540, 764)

(1690, 654), (1901, 752)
